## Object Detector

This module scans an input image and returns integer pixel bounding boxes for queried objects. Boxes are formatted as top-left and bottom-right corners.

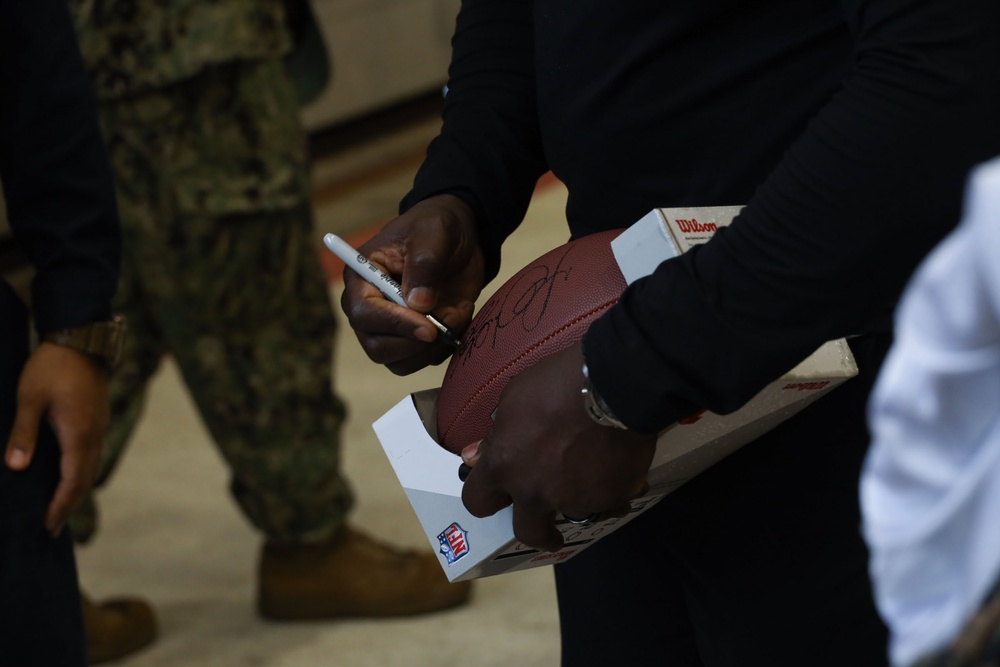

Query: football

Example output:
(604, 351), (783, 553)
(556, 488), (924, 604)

(435, 229), (627, 453)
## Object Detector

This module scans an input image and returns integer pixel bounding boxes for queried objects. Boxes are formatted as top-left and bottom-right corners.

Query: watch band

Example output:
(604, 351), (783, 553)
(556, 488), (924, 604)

(41, 314), (126, 370)
(581, 361), (628, 430)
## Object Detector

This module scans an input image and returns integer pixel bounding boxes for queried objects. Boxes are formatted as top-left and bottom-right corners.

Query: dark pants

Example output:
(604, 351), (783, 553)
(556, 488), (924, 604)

(0, 282), (87, 666)
(556, 333), (891, 667)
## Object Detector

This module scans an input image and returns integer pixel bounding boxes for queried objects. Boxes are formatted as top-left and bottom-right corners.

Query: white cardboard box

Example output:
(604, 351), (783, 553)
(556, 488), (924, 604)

(373, 206), (858, 582)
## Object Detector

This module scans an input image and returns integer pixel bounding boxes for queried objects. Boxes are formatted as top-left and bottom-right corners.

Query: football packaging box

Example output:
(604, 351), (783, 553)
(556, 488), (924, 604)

(372, 205), (858, 582)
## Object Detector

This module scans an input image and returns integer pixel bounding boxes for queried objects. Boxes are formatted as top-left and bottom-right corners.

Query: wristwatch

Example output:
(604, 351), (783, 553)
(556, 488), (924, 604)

(581, 361), (628, 430)
(41, 314), (127, 371)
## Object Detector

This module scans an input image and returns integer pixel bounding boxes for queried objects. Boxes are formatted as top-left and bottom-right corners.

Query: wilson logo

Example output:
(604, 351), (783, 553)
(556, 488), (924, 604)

(675, 218), (718, 233)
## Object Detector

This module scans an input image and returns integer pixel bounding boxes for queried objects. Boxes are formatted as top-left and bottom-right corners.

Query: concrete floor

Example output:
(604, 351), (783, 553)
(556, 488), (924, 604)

(74, 115), (574, 666)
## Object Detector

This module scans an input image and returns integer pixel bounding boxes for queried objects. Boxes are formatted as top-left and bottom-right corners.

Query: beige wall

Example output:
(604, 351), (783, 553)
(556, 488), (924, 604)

(301, 0), (459, 131)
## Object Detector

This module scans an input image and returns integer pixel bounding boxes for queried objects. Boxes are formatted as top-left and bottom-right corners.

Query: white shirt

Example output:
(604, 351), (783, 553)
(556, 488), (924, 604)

(861, 156), (1000, 666)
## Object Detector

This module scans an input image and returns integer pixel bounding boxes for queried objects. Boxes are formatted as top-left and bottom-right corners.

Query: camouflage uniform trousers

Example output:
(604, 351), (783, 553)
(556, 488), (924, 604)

(69, 56), (354, 545)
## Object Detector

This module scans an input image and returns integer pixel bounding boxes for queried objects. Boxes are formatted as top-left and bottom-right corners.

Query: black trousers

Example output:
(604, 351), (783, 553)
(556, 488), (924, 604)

(555, 333), (891, 667)
(0, 283), (87, 666)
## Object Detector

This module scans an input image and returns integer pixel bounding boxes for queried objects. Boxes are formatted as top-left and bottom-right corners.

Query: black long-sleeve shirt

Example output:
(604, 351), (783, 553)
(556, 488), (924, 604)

(403, 0), (1000, 433)
(1, 0), (120, 332)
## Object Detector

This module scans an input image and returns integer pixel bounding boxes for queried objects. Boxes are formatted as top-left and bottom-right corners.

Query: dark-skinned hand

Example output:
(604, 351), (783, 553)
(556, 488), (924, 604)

(460, 340), (657, 552)
(340, 194), (487, 375)
(5, 343), (110, 537)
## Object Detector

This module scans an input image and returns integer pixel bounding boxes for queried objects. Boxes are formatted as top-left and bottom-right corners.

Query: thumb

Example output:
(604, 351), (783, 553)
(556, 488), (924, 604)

(6, 395), (42, 470)
(397, 194), (478, 312)
(401, 233), (454, 312)
(460, 438), (514, 519)
(461, 441), (481, 467)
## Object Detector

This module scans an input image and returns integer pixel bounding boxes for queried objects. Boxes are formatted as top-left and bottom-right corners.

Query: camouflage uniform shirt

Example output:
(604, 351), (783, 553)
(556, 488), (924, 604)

(69, 0), (292, 99)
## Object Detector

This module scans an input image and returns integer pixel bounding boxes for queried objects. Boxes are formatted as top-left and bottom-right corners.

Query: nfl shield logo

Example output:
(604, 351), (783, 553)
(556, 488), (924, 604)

(438, 523), (470, 564)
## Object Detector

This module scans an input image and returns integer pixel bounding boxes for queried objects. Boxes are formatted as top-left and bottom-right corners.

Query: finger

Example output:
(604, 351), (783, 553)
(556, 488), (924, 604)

(385, 357), (443, 376)
(593, 481), (649, 521)
(461, 464), (513, 519)
(512, 504), (563, 552)
(341, 297), (448, 375)
(346, 296), (466, 371)
(401, 232), (458, 311)
(460, 441), (481, 467)
(5, 394), (41, 471)
(395, 193), (478, 312)
(45, 474), (82, 537)
(45, 432), (98, 537)
(457, 441), (481, 482)
(432, 300), (476, 331)
(355, 326), (438, 363)
(385, 358), (446, 375)
(341, 276), (438, 345)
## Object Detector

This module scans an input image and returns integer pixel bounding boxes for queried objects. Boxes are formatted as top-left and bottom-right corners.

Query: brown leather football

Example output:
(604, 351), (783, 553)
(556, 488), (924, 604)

(436, 229), (627, 453)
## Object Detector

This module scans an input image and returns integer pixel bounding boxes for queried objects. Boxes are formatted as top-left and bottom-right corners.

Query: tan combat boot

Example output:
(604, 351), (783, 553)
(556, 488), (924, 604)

(257, 525), (472, 620)
(81, 591), (157, 664)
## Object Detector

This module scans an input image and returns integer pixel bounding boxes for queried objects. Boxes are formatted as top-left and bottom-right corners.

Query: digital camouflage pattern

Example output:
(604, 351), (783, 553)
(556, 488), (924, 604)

(68, 0), (291, 100)
(67, 9), (354, 544)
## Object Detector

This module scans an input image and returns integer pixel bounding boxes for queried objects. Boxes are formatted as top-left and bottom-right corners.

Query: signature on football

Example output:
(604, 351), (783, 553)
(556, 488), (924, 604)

(452, 247), (575, 365)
